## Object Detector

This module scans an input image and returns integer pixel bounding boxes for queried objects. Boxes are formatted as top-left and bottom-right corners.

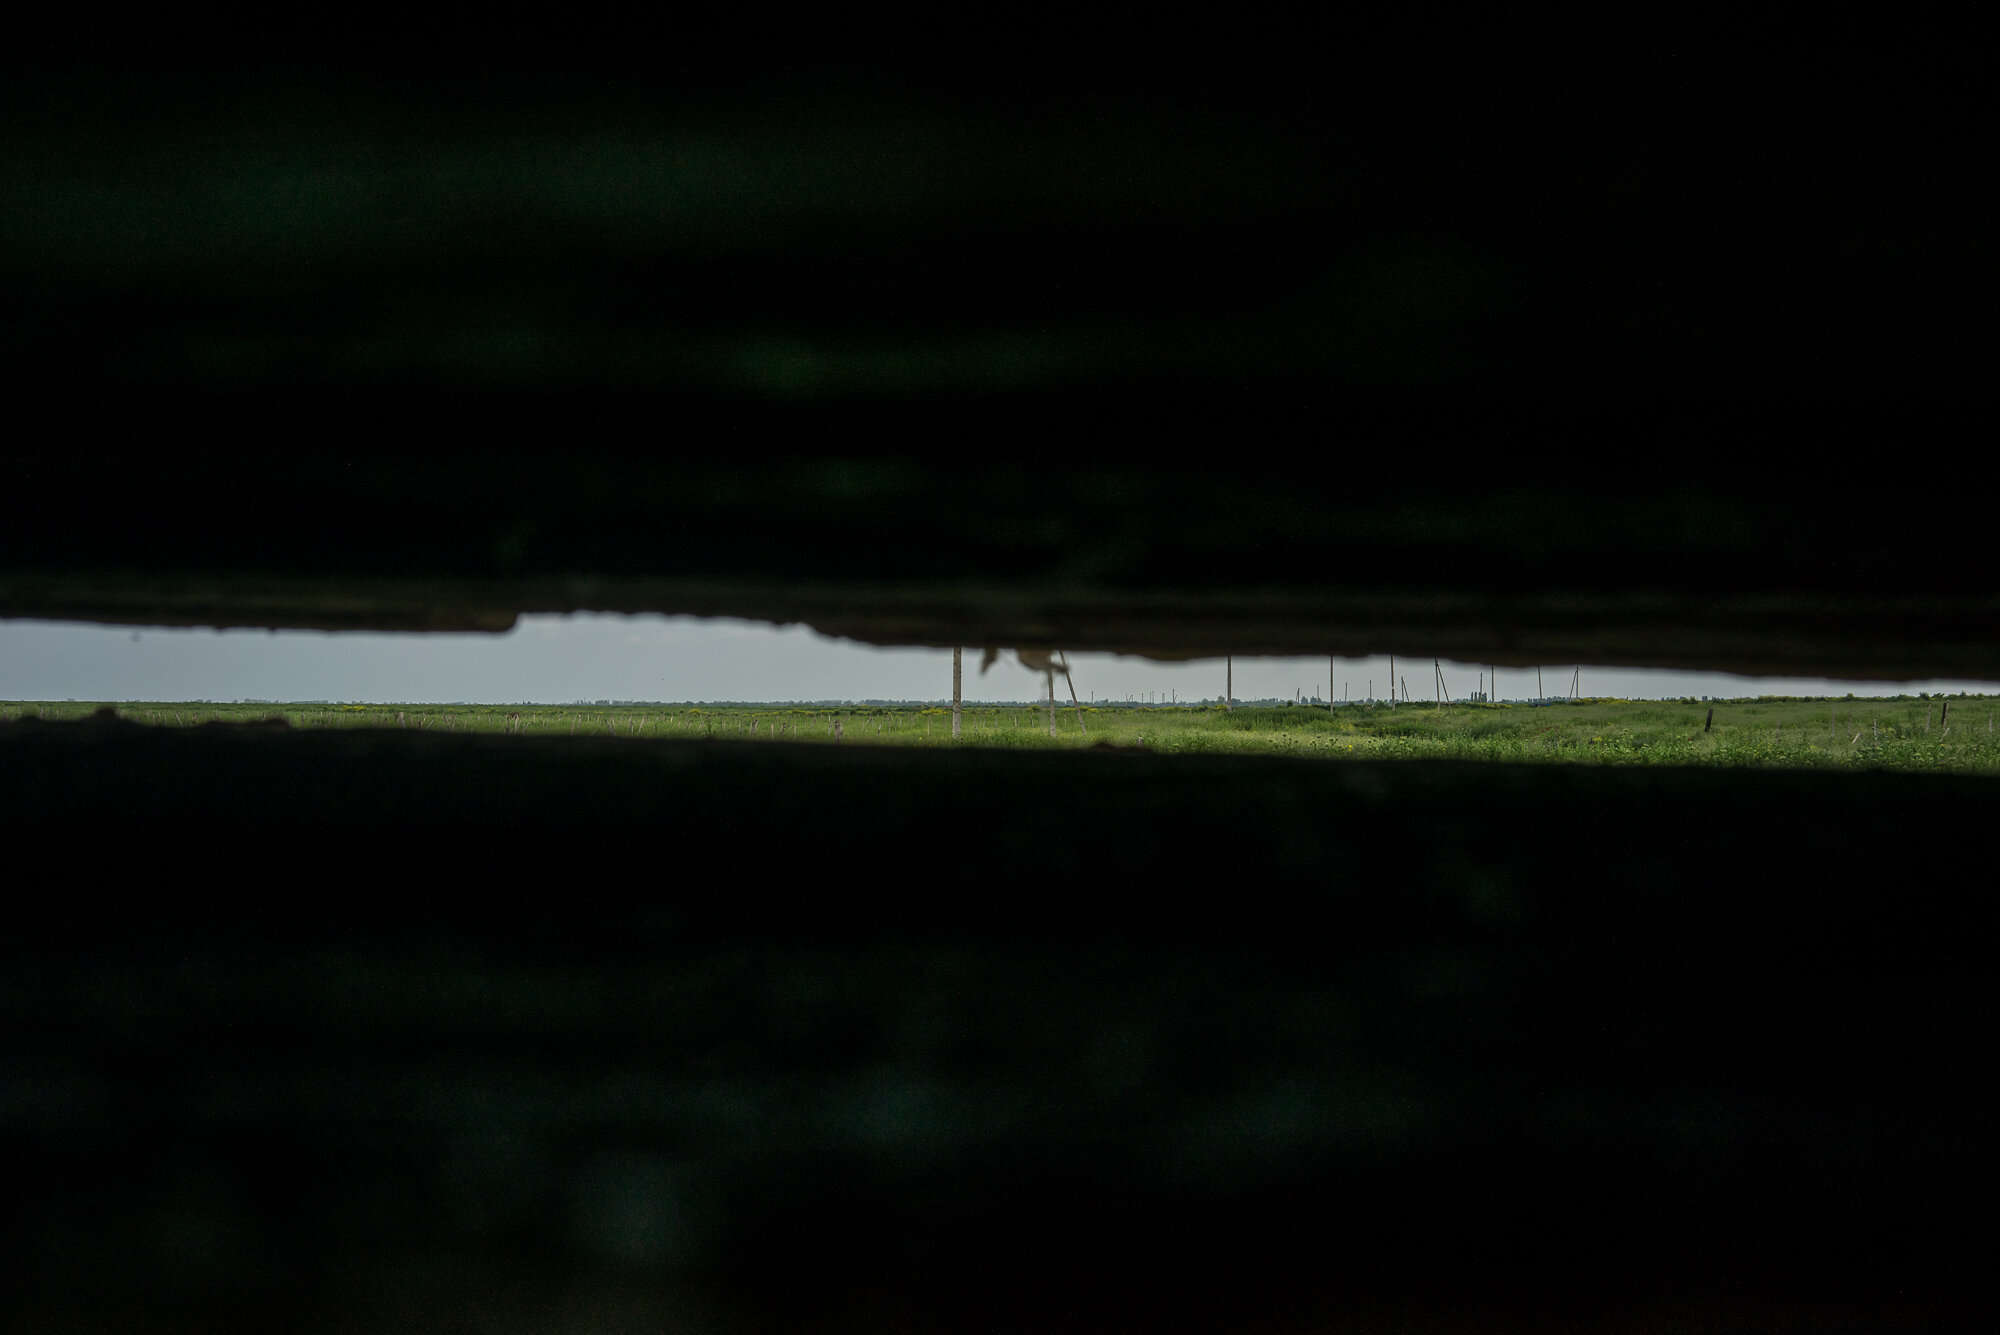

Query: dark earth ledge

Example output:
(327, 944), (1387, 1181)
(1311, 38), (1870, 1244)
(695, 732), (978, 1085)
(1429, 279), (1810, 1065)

(4, 46), (1991, 683)
(8, 569), (1998, 683)
(3, 719), (1988, 1332)
(6, 393), (1998, 680)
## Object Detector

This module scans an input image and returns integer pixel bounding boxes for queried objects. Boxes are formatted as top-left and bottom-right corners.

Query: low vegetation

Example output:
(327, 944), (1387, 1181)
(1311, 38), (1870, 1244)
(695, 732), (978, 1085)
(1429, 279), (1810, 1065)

(7, 694), (2000, 772)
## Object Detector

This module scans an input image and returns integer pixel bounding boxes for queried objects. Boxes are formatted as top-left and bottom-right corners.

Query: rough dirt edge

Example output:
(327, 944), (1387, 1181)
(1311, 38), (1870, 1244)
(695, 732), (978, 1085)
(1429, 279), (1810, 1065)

(7, 571), (1999, 682)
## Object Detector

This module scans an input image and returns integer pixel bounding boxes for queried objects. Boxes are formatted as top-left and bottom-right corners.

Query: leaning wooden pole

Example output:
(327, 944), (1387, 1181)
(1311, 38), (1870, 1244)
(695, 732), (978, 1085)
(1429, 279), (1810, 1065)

(952, 646), (963, 739)
(1059, 652), (1086, 735)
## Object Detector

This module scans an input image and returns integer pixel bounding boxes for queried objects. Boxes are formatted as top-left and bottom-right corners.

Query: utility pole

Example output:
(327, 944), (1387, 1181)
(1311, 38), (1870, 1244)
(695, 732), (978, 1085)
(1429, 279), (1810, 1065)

(1389, 654), (1395, 709)
(952, 646), (962, 739)
(1226, 656), (1233, 711)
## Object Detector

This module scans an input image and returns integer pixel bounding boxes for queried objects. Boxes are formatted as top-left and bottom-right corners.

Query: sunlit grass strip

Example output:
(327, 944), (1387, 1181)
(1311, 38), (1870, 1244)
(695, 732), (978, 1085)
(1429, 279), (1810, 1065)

(9, 696), (2000, 773)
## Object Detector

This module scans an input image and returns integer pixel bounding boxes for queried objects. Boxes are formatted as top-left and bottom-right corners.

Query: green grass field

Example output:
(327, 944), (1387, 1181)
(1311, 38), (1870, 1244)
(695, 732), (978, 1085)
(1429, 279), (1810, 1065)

(8, 693), (2000, 773)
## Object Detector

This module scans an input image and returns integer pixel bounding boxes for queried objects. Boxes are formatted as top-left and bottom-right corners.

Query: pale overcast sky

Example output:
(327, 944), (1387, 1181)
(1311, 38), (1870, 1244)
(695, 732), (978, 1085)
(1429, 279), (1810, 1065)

(3, 614), (1994, 705)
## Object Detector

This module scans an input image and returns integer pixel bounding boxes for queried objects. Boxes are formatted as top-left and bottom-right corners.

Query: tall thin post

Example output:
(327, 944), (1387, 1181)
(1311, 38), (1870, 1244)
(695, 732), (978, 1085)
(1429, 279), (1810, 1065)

(1537, 666), (1544, 706)
(952, 646), (962, 739)
(1046, 670), (1057, 738)
(1389, 655), (1395, 709)
(1330, 658), (1336, 712)
(1059, 652), (1086, 735)
(1226, 656), (1233, 711)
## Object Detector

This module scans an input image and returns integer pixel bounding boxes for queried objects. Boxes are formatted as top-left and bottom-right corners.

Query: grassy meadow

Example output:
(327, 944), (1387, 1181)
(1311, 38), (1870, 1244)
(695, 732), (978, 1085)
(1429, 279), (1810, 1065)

(8, 694), (2000, 773)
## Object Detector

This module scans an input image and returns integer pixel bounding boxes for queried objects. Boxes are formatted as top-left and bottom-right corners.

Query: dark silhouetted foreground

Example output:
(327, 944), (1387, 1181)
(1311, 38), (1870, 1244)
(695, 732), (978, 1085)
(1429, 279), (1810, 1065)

(2, 719), (1986, 1331)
